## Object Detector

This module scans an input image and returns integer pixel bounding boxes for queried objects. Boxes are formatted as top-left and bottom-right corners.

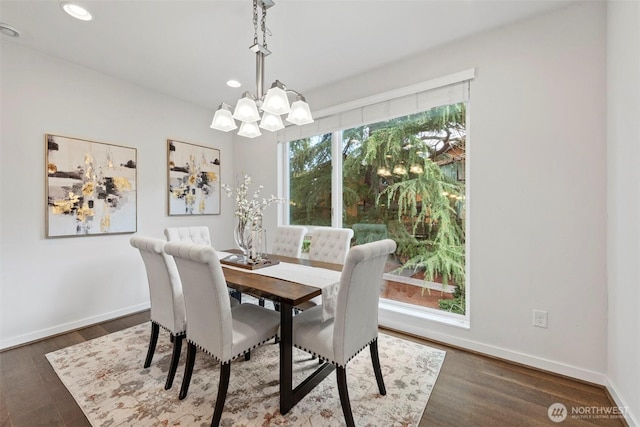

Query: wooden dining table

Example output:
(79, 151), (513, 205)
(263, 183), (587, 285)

(220, 250), (343, 415)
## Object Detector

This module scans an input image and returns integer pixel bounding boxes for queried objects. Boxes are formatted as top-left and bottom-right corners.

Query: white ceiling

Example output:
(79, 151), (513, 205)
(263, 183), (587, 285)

(1, 0), (576, 111)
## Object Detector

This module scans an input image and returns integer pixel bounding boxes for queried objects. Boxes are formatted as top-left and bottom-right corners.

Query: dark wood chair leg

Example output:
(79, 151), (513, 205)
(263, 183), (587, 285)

(144, 322), (159, 368)
(165, 334), (184, 390)
(179, 342), (197, 400)
(244, 351), (251, 361)
(370, 339), (386, 395)
(259, 298), (265, 307)
(230, 289), (242, 303)
(211, 363), (231, 427)
(169, 334), (175, 343)
(336, 366), (355, 427)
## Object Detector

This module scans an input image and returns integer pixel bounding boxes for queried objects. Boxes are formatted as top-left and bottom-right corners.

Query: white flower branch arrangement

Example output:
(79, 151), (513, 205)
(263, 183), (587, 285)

(222, 174), (285, 260)
(221, 174), (285, 222)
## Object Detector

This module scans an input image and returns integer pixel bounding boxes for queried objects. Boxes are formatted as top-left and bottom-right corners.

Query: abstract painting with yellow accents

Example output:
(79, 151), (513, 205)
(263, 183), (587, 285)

(46, 134), (137, 237)
(167, 139), (220, 216)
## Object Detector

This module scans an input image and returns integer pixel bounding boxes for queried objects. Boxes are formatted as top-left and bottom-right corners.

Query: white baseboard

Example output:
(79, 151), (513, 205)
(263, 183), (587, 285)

(379, 311), (608, 385)
(379, 304), (638, 426)
(0, 302), (150, 351)
(607, 379), (638, 427)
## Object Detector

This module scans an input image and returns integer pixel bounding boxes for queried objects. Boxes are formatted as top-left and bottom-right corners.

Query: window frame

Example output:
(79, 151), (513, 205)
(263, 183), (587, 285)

(277, 70), (473, 329)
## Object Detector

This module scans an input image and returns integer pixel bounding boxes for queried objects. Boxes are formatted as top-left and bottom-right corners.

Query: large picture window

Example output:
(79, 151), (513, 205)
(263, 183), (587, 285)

(279, 73), (472, 326)
(288, 133), (333, 226)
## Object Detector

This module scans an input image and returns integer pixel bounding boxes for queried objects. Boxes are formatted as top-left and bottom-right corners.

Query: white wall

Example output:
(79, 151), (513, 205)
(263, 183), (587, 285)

(0, 42), (236, 349)
(235, 2), (610, 384)
(607, 0), (640, 424)
(233, 133), (281, 237)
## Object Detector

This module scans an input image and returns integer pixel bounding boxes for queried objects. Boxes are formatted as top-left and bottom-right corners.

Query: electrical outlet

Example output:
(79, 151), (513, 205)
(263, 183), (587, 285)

(533, 309), (548, 328)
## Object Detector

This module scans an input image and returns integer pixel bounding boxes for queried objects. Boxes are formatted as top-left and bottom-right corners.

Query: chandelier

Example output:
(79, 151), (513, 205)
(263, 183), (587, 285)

(210, 0), (313, 138)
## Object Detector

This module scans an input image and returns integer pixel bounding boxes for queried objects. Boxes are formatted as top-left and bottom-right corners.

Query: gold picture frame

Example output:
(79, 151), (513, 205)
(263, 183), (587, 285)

(46, 134), (137, 238)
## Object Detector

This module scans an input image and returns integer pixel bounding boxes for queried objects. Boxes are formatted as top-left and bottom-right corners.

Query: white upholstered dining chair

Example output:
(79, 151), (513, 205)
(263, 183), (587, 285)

(292, 239), (396, 427)
(164, 241), (280, 427)
(297, 226), (354, 310)
(267, 225), (309, 312)
(307, 226), (354, 264)
(271, 225), (308, 258)
(164, 226), (242, 303)
(164, 226), (212, 245)
(129, 235), (187, 391)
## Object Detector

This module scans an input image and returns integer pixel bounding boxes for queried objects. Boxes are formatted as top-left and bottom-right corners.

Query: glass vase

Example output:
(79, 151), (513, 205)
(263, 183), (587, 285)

(252, 215), (264, 261)
(233, 216), (252, 260)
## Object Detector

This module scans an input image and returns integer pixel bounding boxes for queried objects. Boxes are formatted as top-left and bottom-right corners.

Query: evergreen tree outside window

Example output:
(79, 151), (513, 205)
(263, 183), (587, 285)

(286, 102), (467, 315)
(288, 133), (332, 226)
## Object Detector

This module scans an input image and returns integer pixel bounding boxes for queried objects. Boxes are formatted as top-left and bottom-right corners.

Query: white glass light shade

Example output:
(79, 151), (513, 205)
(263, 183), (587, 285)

(238, 121), (262, 138)
(377, 167), (392, 177)
(262, 85), (291, 115)
(409, 164), (424, 174)
(259, 112), (284, 132)
(286, 99), (314, 125)
(393, 164), (407, 175)
(210, 107), (237, 131)
(233, 94), (260, 122)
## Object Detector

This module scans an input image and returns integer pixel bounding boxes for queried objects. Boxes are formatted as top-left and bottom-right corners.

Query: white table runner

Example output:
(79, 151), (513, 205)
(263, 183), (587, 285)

(217, 252), (341, 320)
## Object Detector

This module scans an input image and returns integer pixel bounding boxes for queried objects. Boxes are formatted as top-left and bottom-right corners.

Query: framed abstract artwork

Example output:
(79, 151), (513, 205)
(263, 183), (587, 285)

(46, 134), (137, 238)
(167, 139), (221, 215)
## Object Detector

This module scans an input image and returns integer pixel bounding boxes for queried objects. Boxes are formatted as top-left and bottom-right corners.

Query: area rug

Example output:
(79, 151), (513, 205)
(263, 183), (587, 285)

(46, 323), (445, 427)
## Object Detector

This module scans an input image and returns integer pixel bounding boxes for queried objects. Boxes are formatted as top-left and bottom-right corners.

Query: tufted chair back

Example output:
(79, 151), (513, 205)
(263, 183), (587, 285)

(308, 227), (354, 265)
(164, 242), (234, 362)
(271, 226), (308, 258)
(165, 225), (244, 304)
(164, 226), (212, 246)
(333, 239), (396, 365)
(130, 235), (186, 335)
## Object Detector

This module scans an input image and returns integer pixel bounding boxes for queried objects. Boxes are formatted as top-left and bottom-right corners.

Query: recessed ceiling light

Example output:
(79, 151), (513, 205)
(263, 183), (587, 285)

(0, 23), (21, 37)
(226, 79), (242, 88)
(61, 2), (93, 21)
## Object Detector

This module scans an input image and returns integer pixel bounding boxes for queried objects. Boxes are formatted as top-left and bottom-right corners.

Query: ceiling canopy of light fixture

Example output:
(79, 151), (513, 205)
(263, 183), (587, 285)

(210, 0), (313, 138)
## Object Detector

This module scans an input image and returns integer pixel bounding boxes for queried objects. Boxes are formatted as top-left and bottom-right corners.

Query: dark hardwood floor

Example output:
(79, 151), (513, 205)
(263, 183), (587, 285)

(0, 310), (626, 427)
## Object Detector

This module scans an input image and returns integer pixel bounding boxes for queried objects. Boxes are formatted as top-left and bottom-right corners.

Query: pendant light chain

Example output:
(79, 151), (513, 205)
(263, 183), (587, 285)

(261, 5), (268, 50)
(209, 0), (314, 137)
(253, 0), (259, 46)
(252, 0), (268, 49)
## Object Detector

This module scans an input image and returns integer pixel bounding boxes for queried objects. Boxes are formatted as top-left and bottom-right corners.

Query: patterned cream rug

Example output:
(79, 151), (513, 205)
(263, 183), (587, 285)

(47, 323), (445, 427)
